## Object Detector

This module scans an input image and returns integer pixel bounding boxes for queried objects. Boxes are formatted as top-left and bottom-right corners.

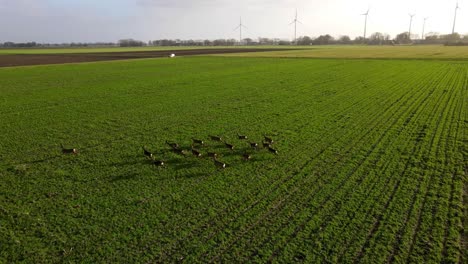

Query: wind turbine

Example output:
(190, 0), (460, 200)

(422, 17), (429, 40)
(361, 8), (370, 40)
(234, 17), (247, 45)
(289, 9), (302, 44)
(452, 1), (460, 34)
(408, 14), (416, 40)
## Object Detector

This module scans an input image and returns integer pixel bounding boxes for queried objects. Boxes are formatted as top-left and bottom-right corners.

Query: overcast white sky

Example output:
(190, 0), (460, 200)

(0, 0), (466, 42)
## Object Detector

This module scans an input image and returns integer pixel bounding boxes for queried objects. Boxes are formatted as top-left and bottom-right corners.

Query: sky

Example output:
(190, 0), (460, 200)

(0, 0), (466, 43)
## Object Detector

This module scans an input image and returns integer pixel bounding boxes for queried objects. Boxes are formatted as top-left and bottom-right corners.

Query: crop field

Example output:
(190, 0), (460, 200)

(0, 56), (467, 262)
(220, 45), (468, 60)
(0, 48), (290, 68)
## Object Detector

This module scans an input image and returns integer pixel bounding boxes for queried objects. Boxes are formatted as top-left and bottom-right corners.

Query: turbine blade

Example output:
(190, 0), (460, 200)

(233, 25), (240, 31)
(297, 20), (303, 25)
(289, 21), (295, 25)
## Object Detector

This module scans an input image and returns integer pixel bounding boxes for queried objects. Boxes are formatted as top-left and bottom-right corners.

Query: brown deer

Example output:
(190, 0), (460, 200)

(153, 160), (165, 167)
(268, 147), (278, 155)
(213, 157), (226, 169)
(166, 141), (179, 150)
(61, 144), (78, 155)
(238, 134), (248, 140)
(264, 136), (274, 144)
(172, 148), (188, 157)
(208, 152), (218, 158)
(209, 135), (222, 142)
(192, 138), (204, 145)
(191, 146), (202, 157)
(250, 142), (259, 149)
(224, 142), (235, 150)
(242, 153), (252, 161)
(142, 146), (153, 159)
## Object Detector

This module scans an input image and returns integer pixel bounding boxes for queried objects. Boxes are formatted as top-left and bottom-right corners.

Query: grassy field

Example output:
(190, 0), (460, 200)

(219, 45), (468, 60)
(0, 56), (467, 262)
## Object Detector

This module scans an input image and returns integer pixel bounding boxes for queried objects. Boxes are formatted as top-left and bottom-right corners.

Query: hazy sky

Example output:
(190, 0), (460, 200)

(0, 0), (466, 42)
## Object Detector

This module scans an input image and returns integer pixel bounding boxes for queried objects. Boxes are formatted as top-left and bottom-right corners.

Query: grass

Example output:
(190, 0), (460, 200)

(0, 56), (466, 262)
(218, 45), (468, 60)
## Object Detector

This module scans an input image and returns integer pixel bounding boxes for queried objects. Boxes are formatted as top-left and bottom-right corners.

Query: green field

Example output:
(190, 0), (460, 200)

(0, 56), (467, 262)
(219, 45), (468, 60)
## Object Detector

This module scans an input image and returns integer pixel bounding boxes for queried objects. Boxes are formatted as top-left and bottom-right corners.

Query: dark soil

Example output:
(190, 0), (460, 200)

(0, 48), (288, 67)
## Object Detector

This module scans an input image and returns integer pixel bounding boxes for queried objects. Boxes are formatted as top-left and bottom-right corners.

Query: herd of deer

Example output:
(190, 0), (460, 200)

(60, 134), (278, 170)
(145, 134), (278, 169)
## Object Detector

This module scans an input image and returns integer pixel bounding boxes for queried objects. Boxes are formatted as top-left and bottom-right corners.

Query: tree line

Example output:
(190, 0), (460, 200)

(1, 32), (467, 48)
(0, 42), (115, 48)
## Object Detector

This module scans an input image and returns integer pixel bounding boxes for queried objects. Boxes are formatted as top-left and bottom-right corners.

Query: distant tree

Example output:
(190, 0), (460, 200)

(368, 32), (391, 45)
(338, 35), (352, 44)
(118, 39), (144, 47)
(212, 39), (226, 46)
(444, 33), (461, 41)
(203, 39), (212, 46)
(425, 32), (439, 39)
(226, 39), (237, 46)
(2, 41), (38, 47)
(354, 36), (365, 44)
(297, 36), (313, 45)
(394, 32), (411, 44)
(258, 37), (276, 45)
(313, 35), (334, 45)
(243, 38), (254, 45)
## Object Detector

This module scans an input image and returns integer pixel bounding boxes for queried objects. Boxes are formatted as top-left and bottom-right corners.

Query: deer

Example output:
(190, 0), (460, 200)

(208, 152), (218, 158)
(242, 153), (252, 161)
(238, 134), (248, 140)
(209, 135), (223, 142)
(61, 144), (78, 155)
(166, 141), (179, 150)
(192, 138), (204, 145)
(191, 145), (202, 157)
(153, 160), (165, 167)
(268, 147), (278, 155)
(249, 142), (259, 149)
(213, 157), (226, 169)
(142, 146), (154, 159)
(224, 142), (235, 150)
(172, 148), (188, 157)
(264, 136), (274, 144)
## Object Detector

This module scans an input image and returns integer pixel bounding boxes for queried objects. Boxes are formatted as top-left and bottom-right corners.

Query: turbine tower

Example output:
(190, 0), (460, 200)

(234, 17), (247, 45)
(289, 9), (302, 44)
(452, 2), (460, 34)
(408, 14), (415, 40)
(422, 17), (428, 40)
(361, 8), (370, 40)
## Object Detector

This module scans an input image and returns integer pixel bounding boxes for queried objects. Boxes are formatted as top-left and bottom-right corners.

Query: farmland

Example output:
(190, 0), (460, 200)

(0, 48), (290, 68)
(0, 55), (467, 263)
(220, 45), (468, 60)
